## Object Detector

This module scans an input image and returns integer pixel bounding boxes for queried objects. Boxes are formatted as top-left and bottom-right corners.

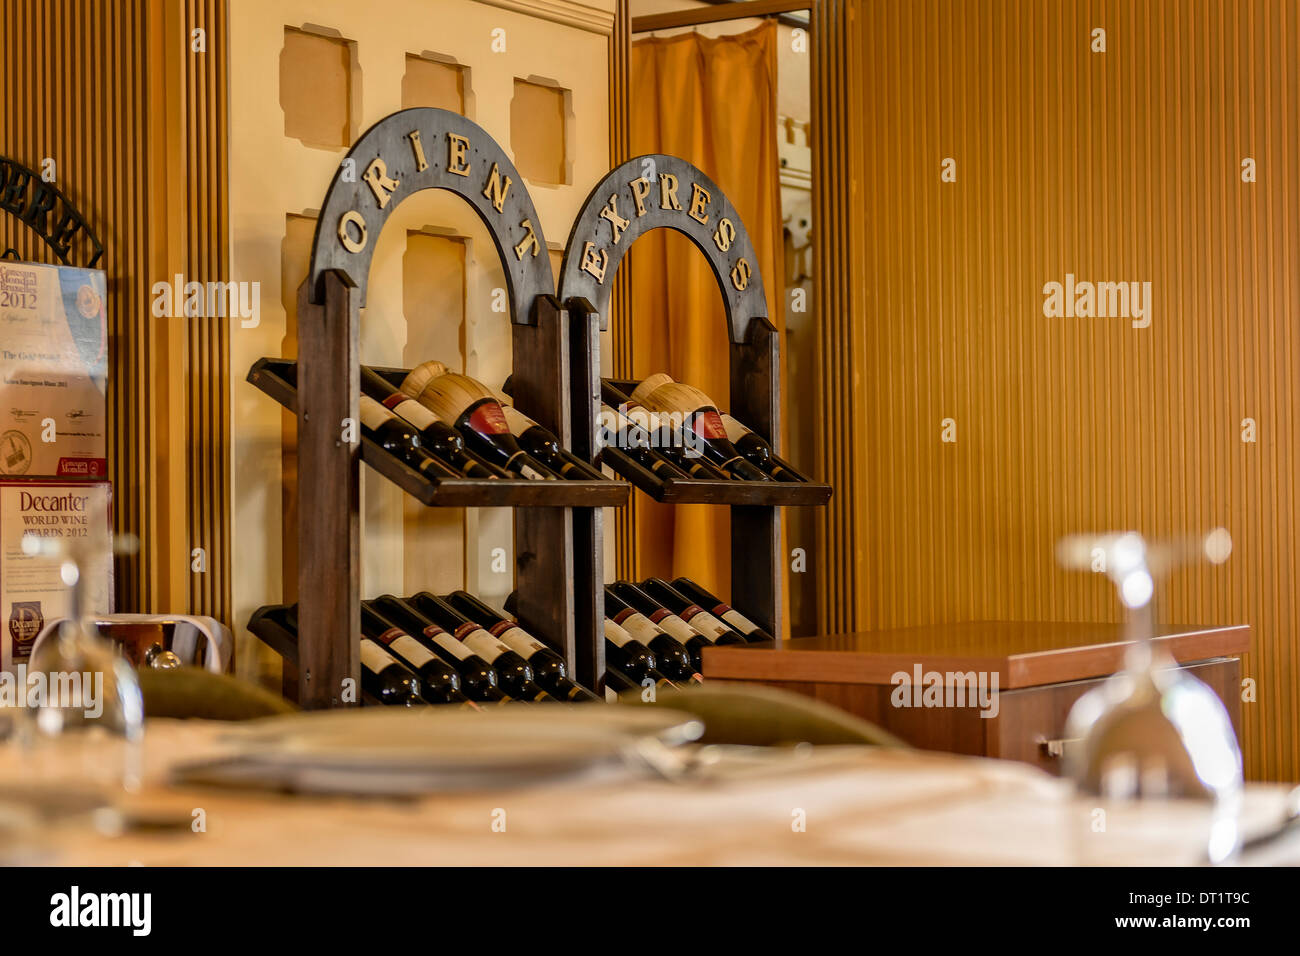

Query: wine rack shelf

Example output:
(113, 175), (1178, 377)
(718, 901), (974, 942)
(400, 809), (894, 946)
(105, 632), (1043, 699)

(246, 108), (612, 705)
(246, 107), (830, 706)
(599, 378), (832, 507)
(558, 154), (833, 643)
(248, 358), (628, 508)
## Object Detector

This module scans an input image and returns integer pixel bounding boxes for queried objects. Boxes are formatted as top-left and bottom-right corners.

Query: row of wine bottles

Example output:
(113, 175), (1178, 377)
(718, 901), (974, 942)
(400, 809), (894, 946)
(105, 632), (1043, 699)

(285, 359), (605, 483)
(251, 576), (770, 708)
(601, 577), (771, 690)
(599, 373), (808, 484)
(286, 358), (807, 489)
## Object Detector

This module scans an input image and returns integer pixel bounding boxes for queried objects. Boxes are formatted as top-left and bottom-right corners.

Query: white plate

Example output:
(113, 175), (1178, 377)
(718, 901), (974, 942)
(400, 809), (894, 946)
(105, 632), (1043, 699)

(171, 706), (703, 795)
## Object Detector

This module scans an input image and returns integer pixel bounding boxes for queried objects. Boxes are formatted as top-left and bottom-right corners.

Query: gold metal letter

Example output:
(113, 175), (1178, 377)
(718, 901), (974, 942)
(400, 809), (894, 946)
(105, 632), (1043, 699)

(482, 162), (512, 213)
(713, 217), (736, 252)
(338, 210), (367, 253)
(628, 177), (652, 216)
(730, 257), (751, 291)
(598, 193), (630, 243)
(447, 133), (471, 177)
(659, 173), (681, 211)
(514, 218), (540, 260)
(579, 241), (609, 284)
(362, 158), (400, 209)
(407, 130), (429, 172)
(687, 182), (711, 225)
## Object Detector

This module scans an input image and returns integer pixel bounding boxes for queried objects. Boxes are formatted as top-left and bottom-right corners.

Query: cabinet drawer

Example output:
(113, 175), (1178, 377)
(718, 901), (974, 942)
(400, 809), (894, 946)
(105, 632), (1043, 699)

(988, 658), (1240, 775)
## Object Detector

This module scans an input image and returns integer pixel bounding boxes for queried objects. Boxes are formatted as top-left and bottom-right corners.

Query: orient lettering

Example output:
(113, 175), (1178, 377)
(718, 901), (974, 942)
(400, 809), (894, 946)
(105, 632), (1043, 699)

(407, 130), (428, 172)
(337, 210), (367, 253)
(482, 162), (512, 213)
(513, 218), (541, 260)
(446, 133), (471, 177)
(362, 158), (400, 209)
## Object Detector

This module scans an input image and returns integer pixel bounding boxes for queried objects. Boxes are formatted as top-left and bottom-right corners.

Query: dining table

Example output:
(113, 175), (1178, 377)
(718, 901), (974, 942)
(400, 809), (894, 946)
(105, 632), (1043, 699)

(1, 717), (1297, 866)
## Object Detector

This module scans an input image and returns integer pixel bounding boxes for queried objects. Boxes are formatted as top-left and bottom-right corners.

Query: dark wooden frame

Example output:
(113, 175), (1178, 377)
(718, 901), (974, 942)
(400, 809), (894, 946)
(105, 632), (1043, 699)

(260, 108), (627, 706)
(558, 154), (831, 651)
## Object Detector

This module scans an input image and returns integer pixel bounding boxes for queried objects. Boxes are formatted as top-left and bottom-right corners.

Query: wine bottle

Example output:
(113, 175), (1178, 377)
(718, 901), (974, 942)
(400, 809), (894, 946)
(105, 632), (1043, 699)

(283, 603), (421, 705)
(499, 405), (605, 481)
(639, 382), (772, 482)
(629, 372), (675, 407)
(400, 370), (557, 480)
(360, 604), (471, 705)
(367, 596), (507, 704)
(601, 383), (729, 480)
(605, 585), (705, 679)
(398, 360), (448, 401)
(359, 395), (459, 479)
(603, 666), (640, 694)
(720, 413), (803, 482)
(361, 366), (505, 479)
(670, 577), (776, 643)
(604, 619), (677, 688)
(444, 590), (599, 702)
(407, 591), (553, 701)
(360, 638), (423, 706)
(597, 402), (691, 480)
(637, 577), (750, 644)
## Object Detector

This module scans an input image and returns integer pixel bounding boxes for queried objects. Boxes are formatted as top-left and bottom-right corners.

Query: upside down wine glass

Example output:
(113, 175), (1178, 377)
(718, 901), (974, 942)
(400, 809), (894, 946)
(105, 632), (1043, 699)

(15, 525), (143, 795)
(1056, 530), (1243, 863)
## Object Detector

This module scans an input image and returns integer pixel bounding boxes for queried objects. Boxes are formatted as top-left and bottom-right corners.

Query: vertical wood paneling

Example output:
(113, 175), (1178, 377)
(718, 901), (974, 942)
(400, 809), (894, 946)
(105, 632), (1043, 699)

(1, 0), (153, 608)
(0, 0), (230, 624)
(813, 0), (868, 634)
(825, 0), (1299, 780)
(608, 0), (638, 579)
(183, 0), (232, 625)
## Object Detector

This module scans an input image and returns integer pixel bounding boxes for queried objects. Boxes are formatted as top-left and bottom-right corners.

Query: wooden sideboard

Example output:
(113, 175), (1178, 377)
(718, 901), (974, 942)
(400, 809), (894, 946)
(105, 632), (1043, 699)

(700, 622), (1250, 774)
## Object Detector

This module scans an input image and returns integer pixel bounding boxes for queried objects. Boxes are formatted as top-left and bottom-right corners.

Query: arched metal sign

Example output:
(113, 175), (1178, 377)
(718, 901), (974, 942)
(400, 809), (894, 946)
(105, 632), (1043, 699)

(557, 154), (767, 344)
(0, 156), (103, 267)
(307, 107), (554, 320)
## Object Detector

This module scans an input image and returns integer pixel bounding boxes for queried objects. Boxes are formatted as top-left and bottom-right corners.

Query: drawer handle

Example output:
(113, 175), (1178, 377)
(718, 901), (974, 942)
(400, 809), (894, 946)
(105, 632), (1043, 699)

(1040, 737), (1080, 758)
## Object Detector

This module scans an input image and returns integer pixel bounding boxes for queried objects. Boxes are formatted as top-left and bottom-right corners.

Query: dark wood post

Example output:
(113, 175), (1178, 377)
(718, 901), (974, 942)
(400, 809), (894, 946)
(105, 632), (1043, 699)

(729, 316), (782, 638)
(295, 271), (360, 707)
(511, 296), (577, 672)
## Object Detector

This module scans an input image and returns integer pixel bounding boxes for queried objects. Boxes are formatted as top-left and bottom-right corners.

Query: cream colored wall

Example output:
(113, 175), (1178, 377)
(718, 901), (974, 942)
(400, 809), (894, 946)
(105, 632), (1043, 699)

(228, 0), (613, 681)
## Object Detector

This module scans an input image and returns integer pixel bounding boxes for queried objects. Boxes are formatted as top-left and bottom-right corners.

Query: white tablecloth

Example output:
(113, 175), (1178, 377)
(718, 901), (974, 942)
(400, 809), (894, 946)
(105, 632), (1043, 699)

(1, 719), (1295, 866)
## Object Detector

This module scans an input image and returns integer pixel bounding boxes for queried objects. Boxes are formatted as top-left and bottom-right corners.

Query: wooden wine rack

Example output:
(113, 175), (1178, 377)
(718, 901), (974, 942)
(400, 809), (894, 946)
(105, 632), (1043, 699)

(557, 154), (833, 660)
(248, 109), (829, 708)
(248, 108), (628, 706)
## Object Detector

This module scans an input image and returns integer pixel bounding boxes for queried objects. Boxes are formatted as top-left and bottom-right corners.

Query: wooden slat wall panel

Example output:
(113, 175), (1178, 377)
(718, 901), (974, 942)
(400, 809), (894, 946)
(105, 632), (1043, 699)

(0, 0), (230, 623)
(825, 0), (1299, 781)
(812, 0), (868, 635)
(0, 0), (153, 608)
(183, 0), (231, 625)
(608, 0), (638, 579)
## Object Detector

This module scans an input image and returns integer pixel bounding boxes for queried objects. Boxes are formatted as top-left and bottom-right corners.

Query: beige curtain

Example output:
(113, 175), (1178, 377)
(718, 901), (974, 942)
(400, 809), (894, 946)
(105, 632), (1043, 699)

(629, 23), (784, 599)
